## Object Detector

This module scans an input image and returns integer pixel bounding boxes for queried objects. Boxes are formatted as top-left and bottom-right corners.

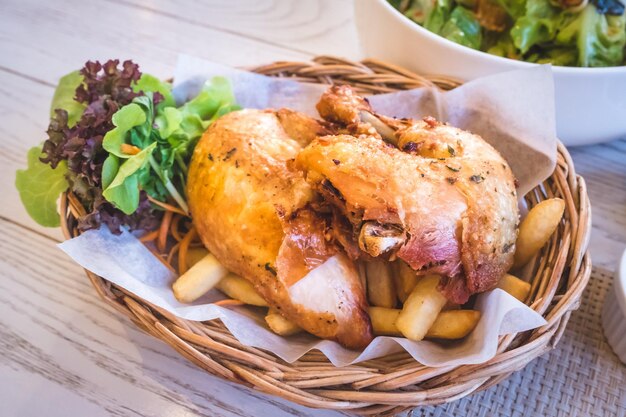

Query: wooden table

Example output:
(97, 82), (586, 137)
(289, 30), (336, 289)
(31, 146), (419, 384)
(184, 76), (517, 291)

(1, 1), (624, 416)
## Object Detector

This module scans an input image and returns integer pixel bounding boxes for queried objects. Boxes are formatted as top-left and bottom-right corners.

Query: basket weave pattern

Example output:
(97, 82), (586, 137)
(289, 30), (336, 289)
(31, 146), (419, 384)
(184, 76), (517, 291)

(60, 57), (592, 415)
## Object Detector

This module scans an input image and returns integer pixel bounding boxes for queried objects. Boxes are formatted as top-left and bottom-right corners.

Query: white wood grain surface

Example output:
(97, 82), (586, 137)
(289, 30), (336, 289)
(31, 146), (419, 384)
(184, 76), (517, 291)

(0, 0), (624, 416)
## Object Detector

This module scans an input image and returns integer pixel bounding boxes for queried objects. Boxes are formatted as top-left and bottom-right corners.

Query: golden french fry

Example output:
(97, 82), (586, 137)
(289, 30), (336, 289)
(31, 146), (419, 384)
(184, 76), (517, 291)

(366, 259), (397, 308)
(514, 198), (565, 268)
(392, 260), (419, 303)
(497, 273), (531, 302)
(265, 309), (302, 336)
(426, 310), (481, 339)
(396, 275), (447, 341)
(369, 306), (401, 336)
(173, 253), (228, 303)
(216, 273), (268, 307)
(186, 247), (209, 268)
(369, 307), (480, 339)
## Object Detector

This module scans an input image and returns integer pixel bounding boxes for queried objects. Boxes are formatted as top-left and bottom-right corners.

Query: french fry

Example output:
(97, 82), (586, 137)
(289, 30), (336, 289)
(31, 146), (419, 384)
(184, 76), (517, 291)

(392, 260), (419, 303)
(369, 306), (481, 339)
(497, 273), (531, 302)
(216, 274), (268, 307)
(186, 247), (209, 268)
(366, 259), (397, 308)
(265, 309), (302, 336)
(173, 253), (228, 303)
(514, 198), (565, 268)
(369, 306), (401, 336)
(396, 275), (447, 341)
(426, 310), (481, 339)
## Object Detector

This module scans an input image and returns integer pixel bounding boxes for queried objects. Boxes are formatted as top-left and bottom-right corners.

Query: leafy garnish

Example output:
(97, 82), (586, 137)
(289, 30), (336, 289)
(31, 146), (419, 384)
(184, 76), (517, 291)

(132, 74), (175, 109)
(17, 59), (238, 234)
(103, 142), (156, 214)
(556, 4), (626, 66)
(102, 103), (148, 158)
(101, 77), (239, 215)
(34, 60), (160, 233)
(50, 71), (86, 127)
(75, 60), (141, 105)
(440, 6), (483, 50)
(15, 147), (68, 227)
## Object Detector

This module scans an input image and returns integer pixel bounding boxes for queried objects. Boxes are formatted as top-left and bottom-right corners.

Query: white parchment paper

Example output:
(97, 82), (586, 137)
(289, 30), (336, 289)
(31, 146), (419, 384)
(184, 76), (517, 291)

(59, 55), (557, 367)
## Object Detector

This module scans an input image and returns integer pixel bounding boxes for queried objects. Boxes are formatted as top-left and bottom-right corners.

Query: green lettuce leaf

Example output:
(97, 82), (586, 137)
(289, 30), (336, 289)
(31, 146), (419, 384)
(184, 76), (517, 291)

(102, 76), (239, 216)
(102, 103), (147, 158)
(487, 32), (521, 59)
(440, 6), (483, 49)
(493, 0), (526, 19)
(155, 106), (184, 139)
(425, 0), (453, 34)
(535, 47), (578, 65)
(15, 146), (68, 227)
(103, 173), (140, 216)
(101, 154), (120, 189)
(129, 94), (157, 147)
(181, 77), (238, 120)
(155, 77), (240, 151)
(133, 74), (175, 109)
(556, 4), (626, 66)
(403, 0), (437, 24)
(50, 71), (85, 127)
(511, 0), (562, 54)
(102, 142), (157, 214)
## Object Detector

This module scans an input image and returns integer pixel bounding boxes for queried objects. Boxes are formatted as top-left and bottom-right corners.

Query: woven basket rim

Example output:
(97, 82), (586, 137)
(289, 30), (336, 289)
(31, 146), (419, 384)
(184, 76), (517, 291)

(60, 56), (592, 415)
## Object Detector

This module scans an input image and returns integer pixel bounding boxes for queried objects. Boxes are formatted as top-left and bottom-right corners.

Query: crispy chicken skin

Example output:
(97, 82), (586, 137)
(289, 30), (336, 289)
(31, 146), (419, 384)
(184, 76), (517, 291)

(187, 109), (372, 349)
(297, 87), (519, 304)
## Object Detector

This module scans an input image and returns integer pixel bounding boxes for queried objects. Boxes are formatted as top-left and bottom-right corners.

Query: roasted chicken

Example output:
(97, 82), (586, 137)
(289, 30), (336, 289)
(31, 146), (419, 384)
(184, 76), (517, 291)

(296, 86), (519, 304)
(187, 109), (373, 349)
(187, 85), (519, 348)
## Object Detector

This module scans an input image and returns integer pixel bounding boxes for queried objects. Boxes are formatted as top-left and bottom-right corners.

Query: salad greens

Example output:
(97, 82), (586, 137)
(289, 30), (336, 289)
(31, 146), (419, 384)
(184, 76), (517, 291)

(15, 148), (69, 227)
(392, 0), (626, 66)
(441, 6), (483, 49)
(16, 59), (239, 233)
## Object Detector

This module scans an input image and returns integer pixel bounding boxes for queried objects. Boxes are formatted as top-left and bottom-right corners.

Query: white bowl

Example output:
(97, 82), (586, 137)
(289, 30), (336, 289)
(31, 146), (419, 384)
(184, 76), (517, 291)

(355, 0), (626, 146)
(602, 249), (626, 364)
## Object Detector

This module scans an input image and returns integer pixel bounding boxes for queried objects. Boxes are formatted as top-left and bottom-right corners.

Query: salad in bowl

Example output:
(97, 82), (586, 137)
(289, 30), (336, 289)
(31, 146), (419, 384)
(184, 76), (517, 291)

(390, 0), (626, 67)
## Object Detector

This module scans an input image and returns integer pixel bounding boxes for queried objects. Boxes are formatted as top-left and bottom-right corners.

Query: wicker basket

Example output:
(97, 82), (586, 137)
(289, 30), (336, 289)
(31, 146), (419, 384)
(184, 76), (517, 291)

(60, 57), (592, 416)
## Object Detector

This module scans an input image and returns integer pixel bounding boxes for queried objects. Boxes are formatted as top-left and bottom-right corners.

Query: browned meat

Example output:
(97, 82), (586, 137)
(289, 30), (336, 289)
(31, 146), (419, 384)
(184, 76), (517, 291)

(297, 86), (519, 304)
(187, 109), (372, 349)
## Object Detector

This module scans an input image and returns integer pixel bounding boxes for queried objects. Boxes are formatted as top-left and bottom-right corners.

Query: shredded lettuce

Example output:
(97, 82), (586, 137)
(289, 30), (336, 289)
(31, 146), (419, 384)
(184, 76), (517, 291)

(493, 0), (526, 19)
(391, 0), (626, 67)
(441, 6), (483, 49)
(534, 47), (579, 65)
(404, 0), (437, 24)
(487, 32), (521, 59)
(425, 0), (454, 33)
(511, 0), (563, 54)
(557, 4), (626, 66)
